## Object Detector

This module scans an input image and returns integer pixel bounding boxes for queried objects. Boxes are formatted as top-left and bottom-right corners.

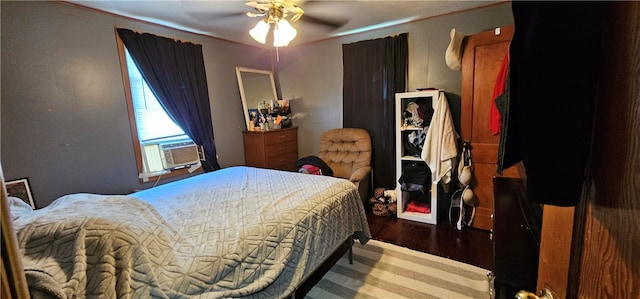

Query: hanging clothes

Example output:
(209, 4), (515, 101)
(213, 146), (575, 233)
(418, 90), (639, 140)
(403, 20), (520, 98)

(490, 52), (509, 135)
(500, 2), (607, 206)
(421, 91), (459, 185)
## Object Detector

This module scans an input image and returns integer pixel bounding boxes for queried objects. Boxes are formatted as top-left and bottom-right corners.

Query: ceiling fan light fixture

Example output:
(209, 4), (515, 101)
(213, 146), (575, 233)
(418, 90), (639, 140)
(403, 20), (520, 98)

(273, 19), (297, 47)
(245, 0), (303, 47)
(249, 20), (269, 44)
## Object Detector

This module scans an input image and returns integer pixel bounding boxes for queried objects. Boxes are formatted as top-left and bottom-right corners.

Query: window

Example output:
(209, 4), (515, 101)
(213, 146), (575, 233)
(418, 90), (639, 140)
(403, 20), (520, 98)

(117, 36), (194, 181)
(125, 50), (187, 143)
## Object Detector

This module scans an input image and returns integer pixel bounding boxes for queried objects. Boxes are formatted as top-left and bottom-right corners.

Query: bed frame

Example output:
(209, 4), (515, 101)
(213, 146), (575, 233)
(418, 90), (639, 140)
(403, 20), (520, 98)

(1, 189), (29, 298)
(289, 237), (354, 299)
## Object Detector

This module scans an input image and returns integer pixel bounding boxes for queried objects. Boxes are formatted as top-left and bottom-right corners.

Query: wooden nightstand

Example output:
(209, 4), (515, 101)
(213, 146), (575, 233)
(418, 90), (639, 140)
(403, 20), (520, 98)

(242, 127), (298, 171)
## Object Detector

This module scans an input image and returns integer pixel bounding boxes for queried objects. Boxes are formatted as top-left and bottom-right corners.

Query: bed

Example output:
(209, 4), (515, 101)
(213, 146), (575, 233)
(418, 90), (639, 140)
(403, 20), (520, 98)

(9, 166), (371, 298)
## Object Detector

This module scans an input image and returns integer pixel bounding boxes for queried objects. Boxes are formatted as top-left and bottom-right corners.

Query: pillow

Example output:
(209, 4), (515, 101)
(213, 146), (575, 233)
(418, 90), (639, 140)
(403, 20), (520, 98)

(7, 196), (33, 221)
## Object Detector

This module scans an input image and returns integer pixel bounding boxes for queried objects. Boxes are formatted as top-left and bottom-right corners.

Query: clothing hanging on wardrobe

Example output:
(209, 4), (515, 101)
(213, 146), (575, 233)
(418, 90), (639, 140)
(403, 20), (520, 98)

(421, 91), (459, 185)
(491, 52), (509, 136)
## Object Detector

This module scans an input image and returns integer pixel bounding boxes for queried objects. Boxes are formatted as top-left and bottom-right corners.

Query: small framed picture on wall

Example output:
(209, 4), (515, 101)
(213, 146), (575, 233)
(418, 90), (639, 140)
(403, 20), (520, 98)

(6, 178), (35, 208)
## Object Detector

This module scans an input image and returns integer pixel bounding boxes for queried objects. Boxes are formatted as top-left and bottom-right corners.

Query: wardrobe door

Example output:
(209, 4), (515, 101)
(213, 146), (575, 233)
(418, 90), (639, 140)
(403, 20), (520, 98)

(461, 26), (521, 231)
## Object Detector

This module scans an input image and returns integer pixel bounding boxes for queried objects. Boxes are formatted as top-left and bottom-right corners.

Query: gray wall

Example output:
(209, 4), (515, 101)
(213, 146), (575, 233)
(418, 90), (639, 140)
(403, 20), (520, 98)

(1, 1), (513, 207)
(275, 2), (513, 157)
(1, 1), (272, 206)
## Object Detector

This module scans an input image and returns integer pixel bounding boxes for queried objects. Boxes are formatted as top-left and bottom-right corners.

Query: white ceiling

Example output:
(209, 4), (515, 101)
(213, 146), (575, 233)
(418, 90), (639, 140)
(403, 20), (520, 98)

(66, 0), (501, 48)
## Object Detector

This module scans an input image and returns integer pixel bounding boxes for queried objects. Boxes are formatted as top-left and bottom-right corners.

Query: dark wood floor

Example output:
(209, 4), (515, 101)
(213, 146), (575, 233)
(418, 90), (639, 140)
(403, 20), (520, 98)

(365, 209), (493, 271)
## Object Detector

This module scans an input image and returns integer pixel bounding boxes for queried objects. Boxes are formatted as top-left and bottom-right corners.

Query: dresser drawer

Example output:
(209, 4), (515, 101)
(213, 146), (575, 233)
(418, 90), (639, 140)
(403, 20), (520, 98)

(264, 129), (297, 145)
(265, 140), (297, 159)
(265, 151), (298, 170)
(243, 127), (298, 171)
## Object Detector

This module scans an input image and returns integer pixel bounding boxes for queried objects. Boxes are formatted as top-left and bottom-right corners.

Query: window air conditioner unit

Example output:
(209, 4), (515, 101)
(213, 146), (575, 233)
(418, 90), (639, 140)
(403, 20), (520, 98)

(159, 140), (200, 170)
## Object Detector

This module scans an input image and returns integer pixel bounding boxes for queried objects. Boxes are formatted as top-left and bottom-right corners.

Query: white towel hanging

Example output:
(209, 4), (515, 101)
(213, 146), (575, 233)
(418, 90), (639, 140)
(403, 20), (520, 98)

(421, 91), (459, 185)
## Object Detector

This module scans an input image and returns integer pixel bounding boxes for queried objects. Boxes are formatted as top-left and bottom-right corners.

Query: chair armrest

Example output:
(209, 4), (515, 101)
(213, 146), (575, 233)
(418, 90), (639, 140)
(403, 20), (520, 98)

(349, 166), (372, 183)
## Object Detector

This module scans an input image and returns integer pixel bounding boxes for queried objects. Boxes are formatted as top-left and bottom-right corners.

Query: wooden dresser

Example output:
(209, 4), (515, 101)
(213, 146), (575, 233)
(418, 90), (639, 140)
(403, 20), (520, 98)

(242, 127), (298, 171)
(492, 177), (541, 298)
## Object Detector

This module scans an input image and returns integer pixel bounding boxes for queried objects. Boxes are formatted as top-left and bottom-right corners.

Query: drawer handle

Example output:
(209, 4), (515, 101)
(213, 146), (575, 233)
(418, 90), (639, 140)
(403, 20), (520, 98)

(278, 147), (287, 151)
(278, 135), (287, 138)
(279, 158), (288, 162)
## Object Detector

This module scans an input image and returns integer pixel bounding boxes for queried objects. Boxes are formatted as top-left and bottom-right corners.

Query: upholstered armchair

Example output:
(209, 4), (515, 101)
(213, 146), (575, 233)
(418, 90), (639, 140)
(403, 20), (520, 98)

(318, 128), (372, 202)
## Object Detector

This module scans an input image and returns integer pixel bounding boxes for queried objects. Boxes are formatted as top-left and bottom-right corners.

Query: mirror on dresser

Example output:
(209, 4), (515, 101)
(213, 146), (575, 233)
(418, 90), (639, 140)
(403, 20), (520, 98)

(236, 67), (278, 131)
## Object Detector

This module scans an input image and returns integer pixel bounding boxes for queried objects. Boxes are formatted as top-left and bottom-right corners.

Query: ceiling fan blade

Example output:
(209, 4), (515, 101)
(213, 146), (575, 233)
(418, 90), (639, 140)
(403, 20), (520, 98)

(246, 12), (267, 18)
(187, 11), (245, 21)
(246, 1), (270, 11)
(301, 13), (348, 29)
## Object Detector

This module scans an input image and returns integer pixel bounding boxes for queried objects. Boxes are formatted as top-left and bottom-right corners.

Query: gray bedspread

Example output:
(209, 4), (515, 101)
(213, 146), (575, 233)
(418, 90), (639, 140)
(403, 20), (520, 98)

(13, 166), (371, 298)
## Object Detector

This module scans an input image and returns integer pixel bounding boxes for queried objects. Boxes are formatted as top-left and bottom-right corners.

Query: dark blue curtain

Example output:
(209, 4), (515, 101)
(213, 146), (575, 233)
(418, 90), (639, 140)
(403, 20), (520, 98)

(117, 28), (221, 171)
(342, 33), (408, 189)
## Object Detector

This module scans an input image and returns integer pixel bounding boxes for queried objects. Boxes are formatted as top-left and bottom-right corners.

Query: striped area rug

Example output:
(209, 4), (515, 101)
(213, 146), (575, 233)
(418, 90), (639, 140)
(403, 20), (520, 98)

(305, 239), (491, 299)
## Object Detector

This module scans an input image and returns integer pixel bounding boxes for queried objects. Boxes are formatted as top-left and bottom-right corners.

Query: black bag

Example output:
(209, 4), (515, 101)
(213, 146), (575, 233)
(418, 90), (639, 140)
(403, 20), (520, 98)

(398, 161), (431, 192)
(294, 156), (333, 176)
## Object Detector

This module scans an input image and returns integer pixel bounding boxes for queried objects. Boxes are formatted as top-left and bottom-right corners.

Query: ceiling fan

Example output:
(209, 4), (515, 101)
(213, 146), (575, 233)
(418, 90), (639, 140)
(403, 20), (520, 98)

(182, 0), (347, 47)
(244, 0), (346, 46)
(245, 0), (304, 23)
(245, 0), (347, 29)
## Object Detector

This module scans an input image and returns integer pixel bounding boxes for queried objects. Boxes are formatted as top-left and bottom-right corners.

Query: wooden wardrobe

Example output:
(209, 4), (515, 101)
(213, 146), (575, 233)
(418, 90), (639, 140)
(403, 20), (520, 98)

(461, 26), (522, 231)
